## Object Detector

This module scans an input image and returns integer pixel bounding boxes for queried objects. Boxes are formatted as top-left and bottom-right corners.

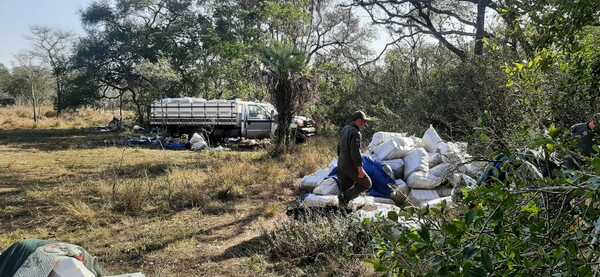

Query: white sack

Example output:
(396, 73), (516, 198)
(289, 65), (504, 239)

(403, 148), (429, 179)
(430, 163), (453, 178)
(436, 186), (453, 197)
(302, 194), (339, 208)
(190, 133), (208, 150)
(50, 257), (95, 277)
(409, 189), (440, 206)
(382, 159), (405, 179)
(448, 173), (478, 188)
(429, 152), (443, 167)
(382, 164), (395, 180)
(407, 171), (443, 189)
(409, 136), (424, 147)
(300, 168), (330, 191)
(394, 178), (409, 195)
(348, 196), (395, 211)
(438, 142), (469, 164)
(329, 159), (338, 171)
(390, 179), (410, 205)
(420, 196), (454, 209)
(313, 177), (340, 195)
(461, 161), (487, 178)
(423, 125), (443, 152)
(353, 203), (401, 221)
(190, 133), (205, 144)
(368, 132), (407, 150)
(370, 139), (414, 161)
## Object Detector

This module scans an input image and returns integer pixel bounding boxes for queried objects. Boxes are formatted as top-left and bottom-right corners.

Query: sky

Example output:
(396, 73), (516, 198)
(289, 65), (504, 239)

(0, 0), (94, 68)
(0, 0), (391, 69)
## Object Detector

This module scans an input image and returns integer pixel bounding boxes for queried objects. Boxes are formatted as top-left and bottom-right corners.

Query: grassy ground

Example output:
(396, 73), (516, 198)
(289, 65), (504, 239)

(0, 106), (343, 276)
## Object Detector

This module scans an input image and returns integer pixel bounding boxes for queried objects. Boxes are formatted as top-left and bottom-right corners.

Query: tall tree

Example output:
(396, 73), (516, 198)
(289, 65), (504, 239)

(260, 0), (371, 152)
(261, 42), (315, 153)
(351, 0), (496, 59)
(29, 26), (76, 114)
(13, 52), (53, 125)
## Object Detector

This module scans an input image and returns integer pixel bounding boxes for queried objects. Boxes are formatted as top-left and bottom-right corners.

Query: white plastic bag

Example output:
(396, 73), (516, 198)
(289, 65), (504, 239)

(313, 177), (340, 195)
(302, 194), (339, 207)
(407, 171), (443, 189)
(382, 159), (405, 179)
(423, 125), (443, 152)
(403, 148), (429, 179)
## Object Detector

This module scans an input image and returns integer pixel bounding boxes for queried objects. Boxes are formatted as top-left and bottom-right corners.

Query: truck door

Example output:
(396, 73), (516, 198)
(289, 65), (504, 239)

(246, 104), (272, 138)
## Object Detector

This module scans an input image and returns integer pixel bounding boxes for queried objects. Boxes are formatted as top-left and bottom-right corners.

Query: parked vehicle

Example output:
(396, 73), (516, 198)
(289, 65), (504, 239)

(149, 97), (316, 142)
(0, 92), (15, 107)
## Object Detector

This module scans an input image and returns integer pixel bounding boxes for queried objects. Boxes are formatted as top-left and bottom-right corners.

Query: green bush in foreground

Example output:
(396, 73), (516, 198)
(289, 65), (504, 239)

(369, 131), (600, 275)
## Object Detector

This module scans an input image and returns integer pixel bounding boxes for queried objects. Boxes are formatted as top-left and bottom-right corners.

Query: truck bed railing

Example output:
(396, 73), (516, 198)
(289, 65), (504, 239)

(150, 101), (240, 126)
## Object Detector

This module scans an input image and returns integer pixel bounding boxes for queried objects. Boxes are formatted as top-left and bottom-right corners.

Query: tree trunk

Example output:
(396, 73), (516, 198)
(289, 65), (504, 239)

(130, 89), (145, 125)
(474, 0), (487, 56)
(30, 75), (38, 126)
(54, 74), (62, 116)
(119, 92), (123, 121)
(272, 79), (295, 155)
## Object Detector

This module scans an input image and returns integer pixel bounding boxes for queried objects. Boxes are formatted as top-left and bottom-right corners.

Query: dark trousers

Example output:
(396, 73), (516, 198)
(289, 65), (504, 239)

(337, 169), (372, 203)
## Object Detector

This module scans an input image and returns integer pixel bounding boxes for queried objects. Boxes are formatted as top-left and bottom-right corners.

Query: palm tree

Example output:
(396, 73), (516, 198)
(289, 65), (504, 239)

(261, 42), (314, 154)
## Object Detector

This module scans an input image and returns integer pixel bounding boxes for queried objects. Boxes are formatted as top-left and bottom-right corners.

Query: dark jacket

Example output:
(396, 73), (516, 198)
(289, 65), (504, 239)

(571, 122), (596, 155)
(338, 123), (363, 174)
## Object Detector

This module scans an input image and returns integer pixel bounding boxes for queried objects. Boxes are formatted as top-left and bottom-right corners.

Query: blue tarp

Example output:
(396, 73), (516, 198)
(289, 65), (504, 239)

(127, 139), (188, 150)
(329, 156), (397, 198)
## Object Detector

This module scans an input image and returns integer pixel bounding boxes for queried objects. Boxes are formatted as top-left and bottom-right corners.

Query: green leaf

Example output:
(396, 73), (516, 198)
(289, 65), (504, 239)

(463, 246), (478, 260)
(546, 143), (556, 153)
(522, 201), (541, 217)
(387, 210), (399, 222)
(592, 158), (600, 174)
(548, 126), (561, 138)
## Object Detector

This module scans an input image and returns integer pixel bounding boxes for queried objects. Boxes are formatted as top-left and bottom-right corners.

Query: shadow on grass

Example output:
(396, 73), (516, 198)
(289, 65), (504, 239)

(0, 128), (127, 151)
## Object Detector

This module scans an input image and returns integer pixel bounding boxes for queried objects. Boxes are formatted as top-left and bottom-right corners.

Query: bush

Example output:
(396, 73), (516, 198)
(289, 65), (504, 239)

(367, 130), (600, 275)
(262, 212), (375, 275)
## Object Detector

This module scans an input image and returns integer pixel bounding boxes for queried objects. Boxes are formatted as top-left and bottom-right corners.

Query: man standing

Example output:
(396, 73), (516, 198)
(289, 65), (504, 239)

(337, 111), (373, 206)
(571, 113), (599, 156)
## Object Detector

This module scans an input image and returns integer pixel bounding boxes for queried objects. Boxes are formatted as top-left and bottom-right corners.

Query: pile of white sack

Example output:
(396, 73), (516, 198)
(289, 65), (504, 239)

(298, 125), (487, 220)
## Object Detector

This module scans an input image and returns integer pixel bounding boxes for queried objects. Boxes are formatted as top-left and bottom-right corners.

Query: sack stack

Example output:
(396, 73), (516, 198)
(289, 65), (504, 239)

(297, 125), (487, 219)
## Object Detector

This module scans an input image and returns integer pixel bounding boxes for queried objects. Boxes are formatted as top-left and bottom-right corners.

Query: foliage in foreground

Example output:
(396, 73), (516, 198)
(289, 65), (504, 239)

(368, 131), (600, 275)
(258, 212), (375, 276)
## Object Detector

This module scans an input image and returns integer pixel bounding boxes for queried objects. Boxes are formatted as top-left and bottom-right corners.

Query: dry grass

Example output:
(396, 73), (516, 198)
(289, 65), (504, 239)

(0, 106), (340, 276)
(0, 105), (130, 129)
